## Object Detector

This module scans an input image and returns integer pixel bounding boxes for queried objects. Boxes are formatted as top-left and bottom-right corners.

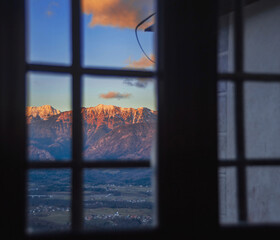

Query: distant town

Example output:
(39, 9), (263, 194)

(28, 170), (154, 231)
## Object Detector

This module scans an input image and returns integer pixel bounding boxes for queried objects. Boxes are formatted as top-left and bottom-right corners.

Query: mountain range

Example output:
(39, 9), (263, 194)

(26, 104), (157, 161)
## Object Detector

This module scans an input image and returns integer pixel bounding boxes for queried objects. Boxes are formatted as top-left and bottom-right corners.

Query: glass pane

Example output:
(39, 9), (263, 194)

(26, 0), (71, 65)
(219, 167), (238, 224)
(244, 0), (280, 73)
(26, 72), (72, 161)
(81, 0), (155, 70)
(244, 82), (280, 159)
(84, 169), (155, 230)
(27, 169), (71, 233)
(218, 81), (236, 160)
(82, 75), (157, 161)
(247, 167), (280, 223)
(217, 7), (234, 73)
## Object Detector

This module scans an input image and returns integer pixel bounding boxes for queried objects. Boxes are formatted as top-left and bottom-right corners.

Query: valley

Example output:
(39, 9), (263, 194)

(28, 169), (154, 232)
(26, 105), (157, 231)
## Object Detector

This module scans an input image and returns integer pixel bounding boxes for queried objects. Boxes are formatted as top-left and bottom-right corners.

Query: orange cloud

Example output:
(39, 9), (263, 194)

(81, 0), (154, 29)
(99, 91), (131, 99)
(126, 54), (155, 69)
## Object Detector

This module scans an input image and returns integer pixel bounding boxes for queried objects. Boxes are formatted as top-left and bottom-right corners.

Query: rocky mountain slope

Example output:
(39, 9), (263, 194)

(26, 105), (157, 161)
(26, 105), (61, 123)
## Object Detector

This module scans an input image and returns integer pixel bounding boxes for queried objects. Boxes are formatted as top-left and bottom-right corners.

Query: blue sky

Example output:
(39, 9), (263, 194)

(82, 75), (156, 110)
(27, 0), (156, 111)
(27, 72), (72, 111)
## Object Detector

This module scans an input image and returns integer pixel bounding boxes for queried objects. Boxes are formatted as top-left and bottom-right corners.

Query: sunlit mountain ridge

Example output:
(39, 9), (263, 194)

(26, 104), (157, 161)
(26, 105), (61, 123)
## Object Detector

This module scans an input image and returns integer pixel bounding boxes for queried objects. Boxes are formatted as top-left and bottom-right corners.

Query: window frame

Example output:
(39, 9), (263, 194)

(24, 0), (157, 237)
(0, 0), (247, 239)
(218, 0), (280, 237)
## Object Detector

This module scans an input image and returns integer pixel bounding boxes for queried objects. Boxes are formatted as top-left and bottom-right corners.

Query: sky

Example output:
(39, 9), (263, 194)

(27, 0), (156, 111)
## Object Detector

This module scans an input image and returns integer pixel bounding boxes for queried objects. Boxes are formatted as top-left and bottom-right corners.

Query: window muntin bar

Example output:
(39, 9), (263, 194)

(233, 0), (247, 223)
(27, 64), (155, 78)
(71, 0), (83, 232)
(218, 73), (280, 81)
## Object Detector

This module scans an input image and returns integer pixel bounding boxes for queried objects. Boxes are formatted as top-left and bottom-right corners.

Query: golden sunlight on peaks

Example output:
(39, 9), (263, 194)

(26, 105), (61, 123)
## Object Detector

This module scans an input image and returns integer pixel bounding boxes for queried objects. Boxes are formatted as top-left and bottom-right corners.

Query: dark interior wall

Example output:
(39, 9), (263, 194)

(219, 0), (259, 15)
(157, 0), (218, 238)
(0, 0), (26, 239)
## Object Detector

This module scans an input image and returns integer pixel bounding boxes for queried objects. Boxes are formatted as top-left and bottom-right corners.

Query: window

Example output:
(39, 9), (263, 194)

(218, 0), (280, 231)
(2, 0), (248, 239)
(25, 0), (157, 235)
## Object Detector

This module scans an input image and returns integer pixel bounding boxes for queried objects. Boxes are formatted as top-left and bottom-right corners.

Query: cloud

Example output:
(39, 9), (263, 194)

(81, 0), (154, 29)
(123, 78), (153, 88)
(123, 54), (155, 88)
(99, 91), (131, 99)
(126, 54), (155, 69)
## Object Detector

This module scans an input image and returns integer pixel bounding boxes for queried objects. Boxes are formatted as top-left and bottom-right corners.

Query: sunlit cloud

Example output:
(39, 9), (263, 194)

(126, 54), (155, 69)
(81, 0), (154, 29)
(99, 91), (132, 99)
(123, 55), (155, 88)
